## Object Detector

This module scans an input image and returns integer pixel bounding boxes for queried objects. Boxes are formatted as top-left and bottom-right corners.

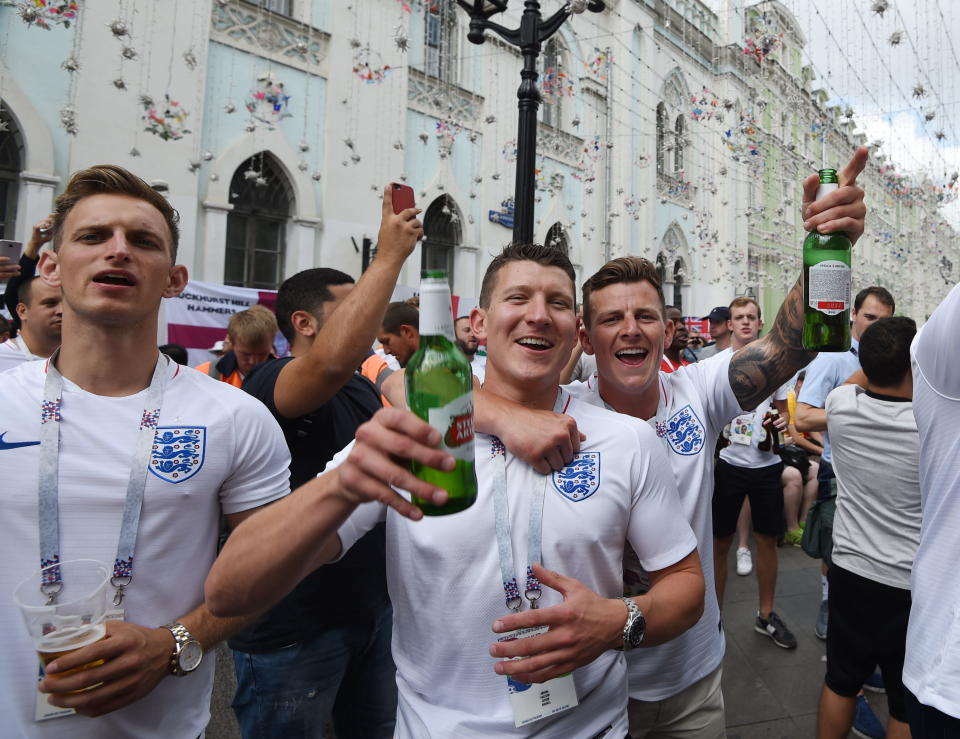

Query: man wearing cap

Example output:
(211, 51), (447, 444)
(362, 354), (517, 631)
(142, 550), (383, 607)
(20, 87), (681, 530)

(697, 306), (732, 360)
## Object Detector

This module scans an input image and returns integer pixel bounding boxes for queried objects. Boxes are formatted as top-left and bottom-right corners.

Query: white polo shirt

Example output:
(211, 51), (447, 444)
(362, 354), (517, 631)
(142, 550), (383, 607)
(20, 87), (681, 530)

(565, 352), (743, 702)
(331, 390), (697, 737)
(0, 359), (291, 738)
(904, 281), (960, 718)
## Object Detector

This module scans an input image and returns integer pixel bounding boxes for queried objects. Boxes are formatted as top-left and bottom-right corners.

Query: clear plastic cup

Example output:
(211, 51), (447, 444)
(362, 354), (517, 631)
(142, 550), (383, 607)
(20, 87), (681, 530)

(14, 560), (111, 678)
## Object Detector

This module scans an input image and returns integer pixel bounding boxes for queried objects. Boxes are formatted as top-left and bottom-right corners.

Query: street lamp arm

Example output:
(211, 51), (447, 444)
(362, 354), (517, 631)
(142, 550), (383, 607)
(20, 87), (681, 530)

(537, 6), (572, 44)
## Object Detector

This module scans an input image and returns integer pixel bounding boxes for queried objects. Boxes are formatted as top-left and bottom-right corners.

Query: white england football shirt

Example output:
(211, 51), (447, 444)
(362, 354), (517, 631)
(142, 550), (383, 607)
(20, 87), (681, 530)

(0, 336), (43, 373)
(0, 359), (291, 739)
(904, 282), (960, 718)
(565, 351), (743, 701)
(331, 390), (697, 738)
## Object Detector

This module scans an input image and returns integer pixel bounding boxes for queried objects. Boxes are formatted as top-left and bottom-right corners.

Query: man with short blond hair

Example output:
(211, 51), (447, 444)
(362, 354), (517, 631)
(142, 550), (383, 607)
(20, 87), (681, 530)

(195, 304), (278, 387)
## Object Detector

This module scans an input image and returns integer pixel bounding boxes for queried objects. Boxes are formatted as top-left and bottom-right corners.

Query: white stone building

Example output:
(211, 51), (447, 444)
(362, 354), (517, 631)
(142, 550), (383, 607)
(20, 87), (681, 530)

(1, 0), (956, 318)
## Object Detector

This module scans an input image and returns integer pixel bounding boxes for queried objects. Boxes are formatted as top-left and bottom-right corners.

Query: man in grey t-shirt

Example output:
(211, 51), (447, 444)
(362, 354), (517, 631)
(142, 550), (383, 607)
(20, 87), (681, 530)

(817, 317), (920, 739)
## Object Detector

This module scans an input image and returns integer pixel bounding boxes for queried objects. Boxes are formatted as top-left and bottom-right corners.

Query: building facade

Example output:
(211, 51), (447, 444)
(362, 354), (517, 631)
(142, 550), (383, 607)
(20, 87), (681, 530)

(1, 0), (955, 318)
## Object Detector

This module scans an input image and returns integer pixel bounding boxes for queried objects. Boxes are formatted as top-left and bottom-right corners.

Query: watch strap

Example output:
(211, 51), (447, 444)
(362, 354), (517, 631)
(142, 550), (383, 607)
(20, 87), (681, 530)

(619, 597), (643, 651)
(162, 622), (198, 676)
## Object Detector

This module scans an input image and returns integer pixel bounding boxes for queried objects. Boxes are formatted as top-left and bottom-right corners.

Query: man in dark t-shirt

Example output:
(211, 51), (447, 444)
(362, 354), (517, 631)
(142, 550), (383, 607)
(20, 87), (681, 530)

(228, 194), (422, 739)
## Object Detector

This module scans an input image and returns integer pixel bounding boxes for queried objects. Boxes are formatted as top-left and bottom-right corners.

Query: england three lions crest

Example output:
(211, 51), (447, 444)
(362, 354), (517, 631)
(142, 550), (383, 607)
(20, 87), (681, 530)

(149, 427), (206, 483)
(552, 452), (601, 501)
(662, 405), (705, 456)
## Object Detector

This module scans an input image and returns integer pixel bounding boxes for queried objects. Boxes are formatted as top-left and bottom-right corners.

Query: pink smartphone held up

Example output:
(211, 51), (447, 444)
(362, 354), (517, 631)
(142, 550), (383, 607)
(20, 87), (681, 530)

(391, 183), (416, 215)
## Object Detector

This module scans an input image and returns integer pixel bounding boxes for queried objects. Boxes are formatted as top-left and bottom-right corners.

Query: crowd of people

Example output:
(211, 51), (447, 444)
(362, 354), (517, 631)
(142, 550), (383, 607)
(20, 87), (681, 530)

(0, 153), (957, 739)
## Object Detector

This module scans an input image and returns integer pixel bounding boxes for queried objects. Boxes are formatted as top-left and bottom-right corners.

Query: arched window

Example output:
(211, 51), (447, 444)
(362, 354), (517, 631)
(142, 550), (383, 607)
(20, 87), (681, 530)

(539, 37), (567, 128)
(424, 0), (458, 84)
(545, 222), (569, 255)
(656, 103), (667, 175)
(673, 258), (685, 311)
(0, 105), (23, 239)
(421, 194), (462, 284)
(674, 115), (685, 173)
(655, 252), (667, 286)
(225, 153), (294, 289)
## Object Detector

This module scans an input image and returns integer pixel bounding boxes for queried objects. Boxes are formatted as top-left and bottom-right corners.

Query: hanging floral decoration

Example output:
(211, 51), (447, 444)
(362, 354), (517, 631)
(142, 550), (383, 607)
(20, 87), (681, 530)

(541, 67), (573, 102)
(246, 74), (292, 126)
(587, 48), (611, 79)
(14, 0), (78, 29)
(352, 45), (392, 83)
(141, 94), (191, 141)
(435, 118), (461, 144)
(689, 86), (722, 122)
(722, 109), (761, 159)
(742, 31), (783, 64)
(501, 139), (518, 163)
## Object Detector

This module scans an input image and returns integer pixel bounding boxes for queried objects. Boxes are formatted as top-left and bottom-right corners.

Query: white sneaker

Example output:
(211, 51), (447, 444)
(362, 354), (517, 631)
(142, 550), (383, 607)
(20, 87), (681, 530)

(736, 547), (753, 576)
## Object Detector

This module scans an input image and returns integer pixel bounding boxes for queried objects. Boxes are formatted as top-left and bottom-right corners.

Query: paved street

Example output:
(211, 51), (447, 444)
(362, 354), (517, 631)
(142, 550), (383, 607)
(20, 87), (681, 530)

(206, 543), (888, 738)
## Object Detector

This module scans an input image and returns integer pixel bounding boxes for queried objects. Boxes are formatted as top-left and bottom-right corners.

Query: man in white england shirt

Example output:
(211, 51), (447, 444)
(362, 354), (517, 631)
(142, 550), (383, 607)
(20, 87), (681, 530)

(0, 164), (292, 738)
(206, 243), (706, 738)
(0, 276), (62, 372)
(463, 148), (870, 737)
(712, 297), (795, 649)
(901, 281), (960, 736)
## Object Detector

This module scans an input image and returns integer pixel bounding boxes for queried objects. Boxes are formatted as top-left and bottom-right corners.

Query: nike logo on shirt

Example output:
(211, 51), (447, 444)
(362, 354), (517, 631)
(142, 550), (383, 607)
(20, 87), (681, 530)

(0, 432), (41, 450)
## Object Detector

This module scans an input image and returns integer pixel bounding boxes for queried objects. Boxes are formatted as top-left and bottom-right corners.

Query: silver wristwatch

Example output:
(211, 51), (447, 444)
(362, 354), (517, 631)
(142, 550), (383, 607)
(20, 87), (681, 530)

(619, 597), (646, 651)
(162, 622), (203, 676)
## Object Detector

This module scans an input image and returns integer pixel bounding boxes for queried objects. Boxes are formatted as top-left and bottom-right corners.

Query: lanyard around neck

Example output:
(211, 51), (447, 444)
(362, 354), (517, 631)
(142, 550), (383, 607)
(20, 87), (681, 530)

(491, 438), (546, 612)
(38, 351), (169, 605)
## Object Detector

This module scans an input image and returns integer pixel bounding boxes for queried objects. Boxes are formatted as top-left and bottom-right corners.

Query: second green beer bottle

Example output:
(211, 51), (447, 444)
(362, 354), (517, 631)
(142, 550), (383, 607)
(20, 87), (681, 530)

(405, 271), (478, 515)
(802, 168), (852, 351)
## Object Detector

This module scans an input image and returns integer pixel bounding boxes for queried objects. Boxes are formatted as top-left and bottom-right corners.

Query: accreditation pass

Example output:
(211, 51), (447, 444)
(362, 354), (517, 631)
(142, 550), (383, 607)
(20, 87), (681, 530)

(497, 625), (579, 727)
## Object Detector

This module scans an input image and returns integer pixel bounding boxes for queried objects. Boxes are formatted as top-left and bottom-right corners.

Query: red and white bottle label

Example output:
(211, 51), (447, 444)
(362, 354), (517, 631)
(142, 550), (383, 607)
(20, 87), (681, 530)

(808, 260), (850, 316)
(427, 392), (475, 462)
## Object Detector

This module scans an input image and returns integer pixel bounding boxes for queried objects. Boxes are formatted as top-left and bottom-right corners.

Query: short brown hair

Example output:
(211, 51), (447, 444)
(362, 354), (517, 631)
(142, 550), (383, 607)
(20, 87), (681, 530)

(728, 296), (761, 320)
(52, 164), (181, 261)
(854, 286), (895, 314)
(227, 305), (278, 346)
(581, 257), (665, 328)
(479, 243), (576, 308)
(382, 301), (419, 335)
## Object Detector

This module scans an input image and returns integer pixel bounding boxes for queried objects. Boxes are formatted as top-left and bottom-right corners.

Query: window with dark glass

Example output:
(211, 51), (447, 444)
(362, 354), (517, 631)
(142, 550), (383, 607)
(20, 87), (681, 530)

(421, 195), (461, 285)
(225, 153), (294, 290)
(0, 105), (22, 240)
(673, 259), (684, 311)
(674, 116), (684, 173)
(545, 222), (569, 255)
(539, 38), (564, 128)
(425, 0), (458, 83)
(246, 0), (292, 16)
(656, 103), (667, 176)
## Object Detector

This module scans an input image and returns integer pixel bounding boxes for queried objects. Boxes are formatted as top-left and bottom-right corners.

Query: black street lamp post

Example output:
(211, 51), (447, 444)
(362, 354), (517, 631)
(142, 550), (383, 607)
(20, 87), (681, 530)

(456, 0), (605, 245)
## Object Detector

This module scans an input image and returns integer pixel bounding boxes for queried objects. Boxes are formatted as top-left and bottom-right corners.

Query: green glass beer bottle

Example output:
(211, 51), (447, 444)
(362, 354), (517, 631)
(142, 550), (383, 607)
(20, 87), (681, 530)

(405, 271), (478, 515)
(803, 168), (852, 351)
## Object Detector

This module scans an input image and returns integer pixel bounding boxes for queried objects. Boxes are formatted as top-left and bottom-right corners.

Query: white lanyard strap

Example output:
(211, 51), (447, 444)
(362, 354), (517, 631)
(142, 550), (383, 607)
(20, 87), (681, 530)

(491, 438), (546, 612)
(38, 351), (168, 605)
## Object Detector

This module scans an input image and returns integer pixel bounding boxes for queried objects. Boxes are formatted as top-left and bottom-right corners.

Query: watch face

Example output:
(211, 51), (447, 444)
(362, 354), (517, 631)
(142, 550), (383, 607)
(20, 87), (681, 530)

(627, 616), (646, 649)
(179, 641), (203, 672)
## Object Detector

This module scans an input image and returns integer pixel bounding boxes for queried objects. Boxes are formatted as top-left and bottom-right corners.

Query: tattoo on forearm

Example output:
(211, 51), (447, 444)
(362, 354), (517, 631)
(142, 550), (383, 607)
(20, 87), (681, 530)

(729, 278), (817, 409)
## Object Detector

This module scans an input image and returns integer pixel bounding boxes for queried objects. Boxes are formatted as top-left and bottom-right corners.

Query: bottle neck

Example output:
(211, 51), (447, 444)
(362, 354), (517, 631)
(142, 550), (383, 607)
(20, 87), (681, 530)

(419, 281), (455, 342)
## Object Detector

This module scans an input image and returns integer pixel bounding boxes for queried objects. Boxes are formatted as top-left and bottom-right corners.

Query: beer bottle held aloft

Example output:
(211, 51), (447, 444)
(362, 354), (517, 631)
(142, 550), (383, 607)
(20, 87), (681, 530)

(803, 168), (852, 351)
(405, 271), (478, 515)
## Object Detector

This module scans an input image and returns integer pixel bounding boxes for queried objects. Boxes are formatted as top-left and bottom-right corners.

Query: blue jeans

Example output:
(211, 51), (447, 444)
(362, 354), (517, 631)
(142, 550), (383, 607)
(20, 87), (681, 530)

(231, 606), (397, 739)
